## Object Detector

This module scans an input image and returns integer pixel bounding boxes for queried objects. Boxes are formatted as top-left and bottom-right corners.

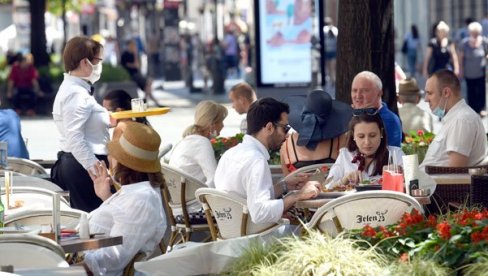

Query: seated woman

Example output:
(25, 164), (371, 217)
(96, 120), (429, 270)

(82, 121), (166, 275)
(326, 113), (404, 189)
(169, 100), (228, 188)
(280, 89), (352, 176)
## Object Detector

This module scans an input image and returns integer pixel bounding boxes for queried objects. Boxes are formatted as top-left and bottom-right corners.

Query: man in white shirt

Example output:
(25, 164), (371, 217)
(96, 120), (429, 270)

(421, 69), (487, 168)
(215, 98), (321, 225)
(228, 82), (257, 133)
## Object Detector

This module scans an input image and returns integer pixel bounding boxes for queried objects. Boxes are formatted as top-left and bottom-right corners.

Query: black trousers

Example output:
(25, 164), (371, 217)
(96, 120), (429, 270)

(466, 75), (486, 114)
(51, 151), (108, 212)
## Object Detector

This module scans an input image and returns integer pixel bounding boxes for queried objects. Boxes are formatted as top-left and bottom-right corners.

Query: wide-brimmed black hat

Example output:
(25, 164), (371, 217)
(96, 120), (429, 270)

(282, 89), (352, 150)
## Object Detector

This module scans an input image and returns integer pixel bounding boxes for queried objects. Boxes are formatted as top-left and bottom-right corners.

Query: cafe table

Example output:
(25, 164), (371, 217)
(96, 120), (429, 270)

(430, 173), (471, 185)
(60, 235), (123, 253)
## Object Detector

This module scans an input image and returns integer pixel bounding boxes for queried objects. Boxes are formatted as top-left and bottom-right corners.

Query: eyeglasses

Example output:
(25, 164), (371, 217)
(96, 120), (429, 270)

(93, 57), (103, 61)
(352, 108), (379, 116)
(274, 122), (291, 133)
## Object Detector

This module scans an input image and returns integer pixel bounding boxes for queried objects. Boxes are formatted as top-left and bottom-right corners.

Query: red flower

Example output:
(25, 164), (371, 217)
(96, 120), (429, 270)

(417, 130), (424, 136)
(437, 221), (451, 240)
(427, 215), (437, 227)
(471, 231), (483, 243)
(320, 165), (329, 172)
(362, 225), (377, 238)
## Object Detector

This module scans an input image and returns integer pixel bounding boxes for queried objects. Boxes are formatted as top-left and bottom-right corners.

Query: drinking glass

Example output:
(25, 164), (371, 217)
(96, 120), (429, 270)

(131, 98), (145, 112)
(382, 165), (404, 192)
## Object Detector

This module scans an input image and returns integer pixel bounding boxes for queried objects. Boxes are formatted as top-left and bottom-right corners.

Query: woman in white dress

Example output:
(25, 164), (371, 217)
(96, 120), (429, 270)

(326, 113), (403, 189)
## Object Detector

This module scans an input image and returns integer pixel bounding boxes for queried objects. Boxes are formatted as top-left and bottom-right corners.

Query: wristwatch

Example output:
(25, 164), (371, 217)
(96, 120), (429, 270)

(278, 179), (288, 195)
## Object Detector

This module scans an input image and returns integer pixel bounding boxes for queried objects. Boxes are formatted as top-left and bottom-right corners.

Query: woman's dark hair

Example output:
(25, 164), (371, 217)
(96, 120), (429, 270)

(411, 25), (419, 39)
(346, 114), (388, 176)
(247, 98), (289, 135)
(113, 162), (164, 188)
(104, 89), (132, 110)
(63, 36), (103, 72)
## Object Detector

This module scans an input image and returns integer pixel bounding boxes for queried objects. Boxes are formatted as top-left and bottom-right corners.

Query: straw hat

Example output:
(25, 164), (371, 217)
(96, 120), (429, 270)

(398, 78), (421, 95)
(282, 89), (352, 149)
(108, 121), (161, 173)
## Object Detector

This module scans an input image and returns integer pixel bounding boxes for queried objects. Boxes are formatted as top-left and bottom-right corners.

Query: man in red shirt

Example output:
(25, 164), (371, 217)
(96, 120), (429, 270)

(7, 54), (44, 116)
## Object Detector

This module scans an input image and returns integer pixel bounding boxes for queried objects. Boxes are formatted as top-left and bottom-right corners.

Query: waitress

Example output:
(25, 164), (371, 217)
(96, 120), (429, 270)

(51, 36), (110, 212)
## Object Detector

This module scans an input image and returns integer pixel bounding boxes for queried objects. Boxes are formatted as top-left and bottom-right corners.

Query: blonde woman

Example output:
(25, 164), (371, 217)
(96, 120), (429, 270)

(169, 100), (228, 188)
(423, 21), (459, 78)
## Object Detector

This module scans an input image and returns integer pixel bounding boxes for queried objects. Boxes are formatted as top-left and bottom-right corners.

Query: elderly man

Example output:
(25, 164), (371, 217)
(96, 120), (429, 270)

(215, 98), (321, 225)
(228, 82), (257, 133)
(397, 78), (434, 133)
(351, 71), (402, 147)
(421, 69), (487, 168)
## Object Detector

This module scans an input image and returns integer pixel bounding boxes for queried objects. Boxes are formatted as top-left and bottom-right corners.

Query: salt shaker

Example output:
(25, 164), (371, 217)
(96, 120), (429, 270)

(79, 213), (90, 240)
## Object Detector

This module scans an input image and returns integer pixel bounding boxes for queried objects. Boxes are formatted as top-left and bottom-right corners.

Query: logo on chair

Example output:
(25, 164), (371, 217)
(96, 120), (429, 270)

(356, 209), (388, 224)
(214, 207), (232, 220)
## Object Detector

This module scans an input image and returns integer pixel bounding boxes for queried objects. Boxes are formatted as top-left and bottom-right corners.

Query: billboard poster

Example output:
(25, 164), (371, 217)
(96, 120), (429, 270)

(255, 0), (314, 87)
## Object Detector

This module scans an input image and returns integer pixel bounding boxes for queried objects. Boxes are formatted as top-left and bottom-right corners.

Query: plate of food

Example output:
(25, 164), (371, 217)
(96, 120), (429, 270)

(320, 183), (355, 198)
(355, 177), (383, 191)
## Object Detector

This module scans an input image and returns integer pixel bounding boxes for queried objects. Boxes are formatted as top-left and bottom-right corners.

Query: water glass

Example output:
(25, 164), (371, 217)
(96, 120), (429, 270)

(131, 98), (145, 112)
(382, 165), (404, 192)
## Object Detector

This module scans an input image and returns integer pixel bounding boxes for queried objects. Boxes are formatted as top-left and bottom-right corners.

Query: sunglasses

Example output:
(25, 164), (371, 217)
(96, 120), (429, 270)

(274, 122), (291, 133)
(352, 108), (379, 116)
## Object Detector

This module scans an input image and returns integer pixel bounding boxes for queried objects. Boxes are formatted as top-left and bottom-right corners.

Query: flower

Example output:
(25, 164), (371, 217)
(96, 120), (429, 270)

(347, 208), (488, 270)
(401, 130), (435, 163)
(211, 133), (244, 161)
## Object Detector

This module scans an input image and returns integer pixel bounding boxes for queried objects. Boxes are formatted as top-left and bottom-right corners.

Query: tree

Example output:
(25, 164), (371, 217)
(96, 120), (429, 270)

(335, 0), (397, 113)
(29, 0), (49, 67)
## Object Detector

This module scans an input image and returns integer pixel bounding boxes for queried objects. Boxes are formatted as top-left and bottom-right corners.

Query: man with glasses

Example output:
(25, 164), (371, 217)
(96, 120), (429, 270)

(215, 98), (321, 225)
(420, 69), (486, 168)
(351, 71), (402, 147)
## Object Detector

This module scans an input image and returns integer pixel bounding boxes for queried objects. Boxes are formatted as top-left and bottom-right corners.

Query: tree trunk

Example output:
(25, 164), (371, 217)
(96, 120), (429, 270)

(336, 0), (397, 113)
(29, 0), (49, 67)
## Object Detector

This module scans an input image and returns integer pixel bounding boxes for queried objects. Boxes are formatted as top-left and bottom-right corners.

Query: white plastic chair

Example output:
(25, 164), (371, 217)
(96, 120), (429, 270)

(283, 163), (333, 182)
(160, 164), (210, 248)
(5, 209), (87, 229)
(195, 188), (288, 240)
(306, 190), (423, 237)
(6, 157), (48, 175)
(1, 187), (70, 211)
(0, 234), (68, 269)
(0, 175), (63, 192)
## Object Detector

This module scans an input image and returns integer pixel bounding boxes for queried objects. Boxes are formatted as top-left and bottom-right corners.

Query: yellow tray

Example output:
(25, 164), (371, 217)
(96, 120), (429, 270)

(110, 107), (170, 119)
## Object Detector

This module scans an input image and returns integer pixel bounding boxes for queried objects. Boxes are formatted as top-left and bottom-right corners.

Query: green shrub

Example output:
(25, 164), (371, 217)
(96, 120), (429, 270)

(99, 64), (131, 82)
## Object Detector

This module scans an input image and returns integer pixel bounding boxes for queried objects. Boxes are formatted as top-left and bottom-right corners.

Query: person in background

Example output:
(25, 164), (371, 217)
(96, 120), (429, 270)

(403, 24), (421, 77)
(423, 21), (459, 78)
(323, 17), (338, 85)
(51, 36), (109, 212)
(7, 54), (44, 116)
(215, 98), (321, 225)
(458, 21), (488, 116)
(169, 100), (228, 188)
(82, 121), (165, 276)
(121, 39), (163, 107)
(397, 78), (433, 133)
(228, 82), (257, 133)
(350, 71), (402, 147)
(326, 114), (403, 189)
(0, 97), (29, 159)
(280, 89), (351, 176)
(168, 100), (227, 223)
(421, 69), (487, 168)
(222, 25), (240, 78)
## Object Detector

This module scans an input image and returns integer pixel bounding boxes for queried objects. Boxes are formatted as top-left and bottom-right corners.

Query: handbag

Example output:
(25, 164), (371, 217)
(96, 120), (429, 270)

(401, 39), (408, 54)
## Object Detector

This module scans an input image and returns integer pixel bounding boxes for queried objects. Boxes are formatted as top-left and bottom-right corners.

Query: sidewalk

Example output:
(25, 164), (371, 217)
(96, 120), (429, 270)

(20, 79), (244, 161)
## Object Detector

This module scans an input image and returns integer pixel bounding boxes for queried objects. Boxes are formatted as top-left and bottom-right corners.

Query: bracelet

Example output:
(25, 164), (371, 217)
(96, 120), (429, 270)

(279, 179), (288, 195)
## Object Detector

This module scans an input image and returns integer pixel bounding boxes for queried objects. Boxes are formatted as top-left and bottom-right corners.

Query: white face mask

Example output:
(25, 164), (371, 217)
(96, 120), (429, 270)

(84, 59), (102, 84)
